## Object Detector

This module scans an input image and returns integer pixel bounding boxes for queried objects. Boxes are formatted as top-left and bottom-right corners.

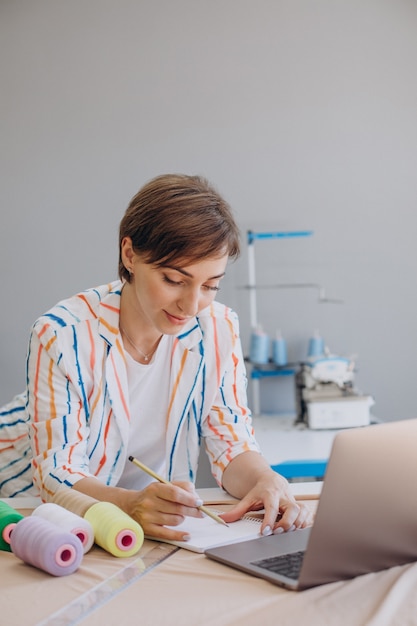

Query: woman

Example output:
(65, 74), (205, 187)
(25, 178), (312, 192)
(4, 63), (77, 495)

(0, 174), (312, 540)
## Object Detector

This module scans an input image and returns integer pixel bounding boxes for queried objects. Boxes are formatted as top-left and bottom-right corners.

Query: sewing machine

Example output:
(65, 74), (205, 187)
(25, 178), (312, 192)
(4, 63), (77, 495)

(295, 354), (374, 429)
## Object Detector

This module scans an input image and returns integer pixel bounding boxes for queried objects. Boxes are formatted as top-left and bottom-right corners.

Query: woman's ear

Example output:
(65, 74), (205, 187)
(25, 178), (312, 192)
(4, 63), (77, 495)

(121, 236), (135, 272)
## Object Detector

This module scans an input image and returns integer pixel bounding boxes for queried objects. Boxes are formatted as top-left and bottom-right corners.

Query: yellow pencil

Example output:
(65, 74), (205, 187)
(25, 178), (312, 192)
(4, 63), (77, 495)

(128, 455), (229, 527)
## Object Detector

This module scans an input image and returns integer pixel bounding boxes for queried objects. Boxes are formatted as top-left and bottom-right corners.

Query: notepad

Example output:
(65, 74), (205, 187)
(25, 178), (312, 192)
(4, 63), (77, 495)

(146, 513), (263, 553)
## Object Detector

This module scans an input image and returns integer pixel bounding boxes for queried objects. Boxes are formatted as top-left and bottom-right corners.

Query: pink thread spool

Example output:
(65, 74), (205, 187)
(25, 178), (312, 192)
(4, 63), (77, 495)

(0, 501), (24, 552)
(10, 515), (83, 576)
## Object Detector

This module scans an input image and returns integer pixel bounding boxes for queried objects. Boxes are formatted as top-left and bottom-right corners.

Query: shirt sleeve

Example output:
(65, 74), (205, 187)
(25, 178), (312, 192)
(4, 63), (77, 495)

(26, 323), (93, 500)
(201, 308), (261, 486)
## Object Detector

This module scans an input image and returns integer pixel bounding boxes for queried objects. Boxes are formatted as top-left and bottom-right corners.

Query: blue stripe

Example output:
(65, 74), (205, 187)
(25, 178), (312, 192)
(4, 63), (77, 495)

(108, 447), (122, 485)
(56, 304), (81, 324)
(0, 460), (32, 490)
(0, 415), (27, 429)
(177, 322), (199, 340)
(168, 341), (204, 479)
(89, 384), (108, 457)
(0, 404), (25, 418)
(44, 312), (67, 327)
(63, 378), (70, 443)
(72, 326), (89, 421)
(8, 481), (37, 498)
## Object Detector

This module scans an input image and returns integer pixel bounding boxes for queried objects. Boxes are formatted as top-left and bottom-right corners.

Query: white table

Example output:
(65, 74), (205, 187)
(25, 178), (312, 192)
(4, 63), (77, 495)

(252, 414), (339, 464)
(252, 414), (347, 479)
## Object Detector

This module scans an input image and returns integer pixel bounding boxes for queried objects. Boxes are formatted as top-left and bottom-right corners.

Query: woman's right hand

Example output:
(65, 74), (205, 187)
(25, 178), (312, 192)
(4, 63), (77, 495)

(124, 480), (204, 540)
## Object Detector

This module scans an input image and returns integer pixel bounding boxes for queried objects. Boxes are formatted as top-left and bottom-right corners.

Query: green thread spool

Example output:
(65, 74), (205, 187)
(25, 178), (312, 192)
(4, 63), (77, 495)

(0, 501), (24, 552)
(84, 501), (144, 558)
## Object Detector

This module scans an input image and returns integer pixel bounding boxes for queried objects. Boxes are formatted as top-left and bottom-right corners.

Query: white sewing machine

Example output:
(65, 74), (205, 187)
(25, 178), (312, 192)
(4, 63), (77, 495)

(295, 354), (374, 429)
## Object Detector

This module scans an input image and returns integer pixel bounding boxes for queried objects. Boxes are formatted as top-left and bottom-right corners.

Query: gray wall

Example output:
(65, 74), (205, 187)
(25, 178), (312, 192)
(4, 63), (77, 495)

(1, 0), (417, 423)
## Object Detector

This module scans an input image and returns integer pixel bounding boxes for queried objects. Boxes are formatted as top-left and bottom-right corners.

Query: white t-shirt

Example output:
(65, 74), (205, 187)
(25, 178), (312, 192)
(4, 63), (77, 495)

(117, 335), (173, 490)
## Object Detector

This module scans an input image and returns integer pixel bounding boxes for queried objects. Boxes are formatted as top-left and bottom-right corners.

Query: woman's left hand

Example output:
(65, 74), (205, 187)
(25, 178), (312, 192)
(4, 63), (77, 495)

(220, 452), (315, 536)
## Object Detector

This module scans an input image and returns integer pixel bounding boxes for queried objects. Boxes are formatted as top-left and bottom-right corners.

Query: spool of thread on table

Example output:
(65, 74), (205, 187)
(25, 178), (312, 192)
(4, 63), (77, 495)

(0, 501), (24, 552)
(32, 503), (95, 553)
(249, 326), (270, 364)
(51, 487), (144, 557)
(84, 501), (144, 558)
(272, 330), (288, 366)
(10, 515), (83, 576)
(52, 487), (99, 518)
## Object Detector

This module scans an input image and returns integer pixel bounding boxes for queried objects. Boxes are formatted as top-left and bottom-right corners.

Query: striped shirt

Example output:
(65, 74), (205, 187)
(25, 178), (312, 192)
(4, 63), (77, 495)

(0, 280), (260, 499)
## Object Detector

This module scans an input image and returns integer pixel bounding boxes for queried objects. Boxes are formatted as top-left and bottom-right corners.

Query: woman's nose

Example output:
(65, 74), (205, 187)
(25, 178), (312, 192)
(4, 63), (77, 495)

(177, 289), (200, 317)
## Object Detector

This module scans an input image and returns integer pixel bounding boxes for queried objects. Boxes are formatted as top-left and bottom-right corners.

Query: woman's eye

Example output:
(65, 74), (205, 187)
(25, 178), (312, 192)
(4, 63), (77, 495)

(162, 274), (219, 292)
(163, 275), (182, 286)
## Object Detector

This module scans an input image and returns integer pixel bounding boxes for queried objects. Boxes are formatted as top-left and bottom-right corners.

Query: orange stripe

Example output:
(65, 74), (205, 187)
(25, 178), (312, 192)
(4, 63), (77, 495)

(61, 464), (89, 479)
(224, 308), (236, 347)
(44, 335), (57, 351)
(109, 346), (130, 419)
(94, 408), (113, 475)
(231, 352), (248, 417)
(0, 433), (27, 444)
(67, 402), (83, 465)
(212, 406), (239, 442)
(166, 349), (188, 428)
(213, 458), (226, 472)
(101, 301), (120, 314)
(32, 343), (44, 455)
(210, 305), (221, 386)
(86, 320), (96, 402)
(206, 411), (225, 440)
(76, 294), (98, 319)
(99, 316), (119, 335)
(45, 359), (55, 449)
(170, 337), (179, 366)
(89, 379), (102, 417)
(36, 462), (55, 499)
(38, 323), (50, 339)
(87, 320), (96, 372)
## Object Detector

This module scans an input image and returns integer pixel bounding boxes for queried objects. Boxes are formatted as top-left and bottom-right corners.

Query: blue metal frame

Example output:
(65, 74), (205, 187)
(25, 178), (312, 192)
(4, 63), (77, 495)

(247, 230), (313, 244)
(250, 368), (296, 380)
(271, 459), (328, 480)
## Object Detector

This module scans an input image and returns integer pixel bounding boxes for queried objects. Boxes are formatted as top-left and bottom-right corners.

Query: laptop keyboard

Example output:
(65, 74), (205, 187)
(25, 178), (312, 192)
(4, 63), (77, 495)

(251, 550), (305, 580)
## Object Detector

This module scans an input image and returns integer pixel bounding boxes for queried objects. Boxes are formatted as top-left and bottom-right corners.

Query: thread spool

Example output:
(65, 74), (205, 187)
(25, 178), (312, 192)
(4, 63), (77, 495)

(84, 501), (144, 558)
(51, 487), (144, 557)
(52, 487), (99, 518)
(10, 515), (83, 576)
(272, 330), (287, 366)
(249, 326), (270, 364)
(0, 501), (24, 552)
(32, 503), (94, 553)
(307, 330), (325, 358)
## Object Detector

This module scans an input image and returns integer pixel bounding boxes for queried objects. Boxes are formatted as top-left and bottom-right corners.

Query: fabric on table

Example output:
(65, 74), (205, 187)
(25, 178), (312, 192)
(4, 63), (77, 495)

(2, 511), (417, 626)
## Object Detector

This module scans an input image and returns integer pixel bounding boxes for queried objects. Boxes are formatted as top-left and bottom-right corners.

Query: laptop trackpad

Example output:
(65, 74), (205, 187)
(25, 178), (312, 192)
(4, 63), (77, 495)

(205, 527), (311, 573)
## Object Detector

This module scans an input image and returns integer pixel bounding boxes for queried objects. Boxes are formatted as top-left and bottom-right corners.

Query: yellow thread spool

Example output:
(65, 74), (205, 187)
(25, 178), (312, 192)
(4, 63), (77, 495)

(84, 502), (144, 558)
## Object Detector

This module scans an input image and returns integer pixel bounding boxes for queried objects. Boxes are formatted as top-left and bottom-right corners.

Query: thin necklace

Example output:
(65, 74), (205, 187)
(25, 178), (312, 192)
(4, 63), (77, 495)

(121, 326), (161, 362)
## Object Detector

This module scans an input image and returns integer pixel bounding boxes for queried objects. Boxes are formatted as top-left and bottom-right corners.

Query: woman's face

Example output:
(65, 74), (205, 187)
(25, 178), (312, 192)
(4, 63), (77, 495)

(123, 240), (229, 335)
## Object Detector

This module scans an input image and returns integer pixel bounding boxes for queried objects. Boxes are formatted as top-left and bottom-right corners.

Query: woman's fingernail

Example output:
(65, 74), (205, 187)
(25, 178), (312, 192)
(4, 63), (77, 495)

(274, 527), (284, 534)
(195, 498), (204, 507)
(262, 525), (273, 536)
(182, 533), (191, 541)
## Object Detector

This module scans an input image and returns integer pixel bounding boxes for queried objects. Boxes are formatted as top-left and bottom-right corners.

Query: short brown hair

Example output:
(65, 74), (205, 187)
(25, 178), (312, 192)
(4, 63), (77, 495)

(118, 174), (240, 282)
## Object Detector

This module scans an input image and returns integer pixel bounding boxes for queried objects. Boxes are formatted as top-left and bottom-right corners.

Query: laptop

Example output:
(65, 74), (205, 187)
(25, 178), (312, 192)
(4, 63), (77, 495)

(205, 418), (417, 590)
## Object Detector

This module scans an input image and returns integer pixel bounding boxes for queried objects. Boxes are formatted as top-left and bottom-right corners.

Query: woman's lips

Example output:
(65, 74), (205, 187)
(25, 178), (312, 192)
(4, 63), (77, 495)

(164, 311), (189, 325)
